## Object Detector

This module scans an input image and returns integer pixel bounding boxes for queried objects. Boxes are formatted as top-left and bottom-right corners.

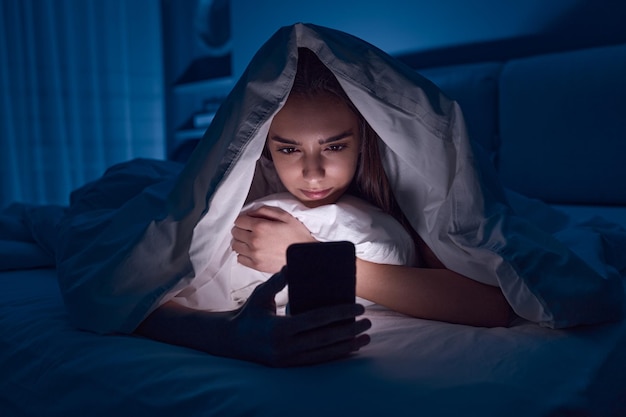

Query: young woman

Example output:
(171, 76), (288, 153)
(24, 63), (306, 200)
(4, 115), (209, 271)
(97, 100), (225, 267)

(58, 23), (622, 368)
(183, 48), (416, 313)
(135, 48), (422, 367)
(135, 47), (511, 367)
(231, 48), (511, 327)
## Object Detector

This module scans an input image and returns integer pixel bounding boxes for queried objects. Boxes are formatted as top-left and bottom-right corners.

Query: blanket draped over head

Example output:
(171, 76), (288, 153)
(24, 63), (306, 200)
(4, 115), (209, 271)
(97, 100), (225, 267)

(56, 23), (624, 334)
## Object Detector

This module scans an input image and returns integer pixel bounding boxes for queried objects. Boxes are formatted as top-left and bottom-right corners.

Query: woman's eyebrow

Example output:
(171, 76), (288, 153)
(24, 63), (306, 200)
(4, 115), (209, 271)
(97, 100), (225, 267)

(269, 135), (298, 145)
(319, 130), (354, 144)
(269, 130), (354, 145)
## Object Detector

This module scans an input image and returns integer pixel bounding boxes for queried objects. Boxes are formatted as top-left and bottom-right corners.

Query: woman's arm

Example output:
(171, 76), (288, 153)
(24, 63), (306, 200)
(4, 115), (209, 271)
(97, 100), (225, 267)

(135, 270), (371, 367)
(232, 205), (316, 273)
(233, 207), (513, 328)
(356, 260), (513, 327)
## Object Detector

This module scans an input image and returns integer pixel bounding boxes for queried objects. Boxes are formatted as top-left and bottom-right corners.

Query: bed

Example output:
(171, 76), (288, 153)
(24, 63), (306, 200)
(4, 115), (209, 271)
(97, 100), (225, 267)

(1, 200), (625, 415)
(2, 23), (626, 416)
(1, 264), (625, 416)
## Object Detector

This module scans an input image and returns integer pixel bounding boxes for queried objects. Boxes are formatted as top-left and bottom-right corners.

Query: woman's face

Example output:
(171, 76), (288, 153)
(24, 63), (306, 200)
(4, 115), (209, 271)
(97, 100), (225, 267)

(267, 93), (360, 208)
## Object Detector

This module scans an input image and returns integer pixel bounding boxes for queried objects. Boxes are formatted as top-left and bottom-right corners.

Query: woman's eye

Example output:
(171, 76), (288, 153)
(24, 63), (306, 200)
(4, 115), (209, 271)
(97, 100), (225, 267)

(277, 147), (298, 154)
(326, 144), (346, 152)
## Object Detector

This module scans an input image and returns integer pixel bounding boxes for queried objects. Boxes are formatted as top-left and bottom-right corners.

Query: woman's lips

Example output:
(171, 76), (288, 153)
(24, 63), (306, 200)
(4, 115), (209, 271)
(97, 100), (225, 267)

(300, 188), (332, 200)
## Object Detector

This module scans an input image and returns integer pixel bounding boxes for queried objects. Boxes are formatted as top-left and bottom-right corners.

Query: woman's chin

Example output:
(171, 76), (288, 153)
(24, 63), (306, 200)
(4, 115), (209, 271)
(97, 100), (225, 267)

(299, 195), (339, 208)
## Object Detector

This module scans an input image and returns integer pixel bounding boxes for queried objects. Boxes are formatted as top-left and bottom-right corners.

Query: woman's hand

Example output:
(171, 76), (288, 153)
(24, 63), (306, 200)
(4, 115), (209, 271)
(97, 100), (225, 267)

(231, 206), (316, 273)
(135, 269), (371, 367)
(227, 269), (371, 367)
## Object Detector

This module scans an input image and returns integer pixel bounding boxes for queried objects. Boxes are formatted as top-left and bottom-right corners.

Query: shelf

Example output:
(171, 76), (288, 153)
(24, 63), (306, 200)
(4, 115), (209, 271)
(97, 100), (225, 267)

(173, 54), (233, 94)
(174, 76), (234, 94)
(175, 128), (206, 141)
(174, 113), (212, 141)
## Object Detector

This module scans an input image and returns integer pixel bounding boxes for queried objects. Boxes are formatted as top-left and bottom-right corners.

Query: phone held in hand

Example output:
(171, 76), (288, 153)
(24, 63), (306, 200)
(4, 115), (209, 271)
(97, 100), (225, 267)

(286, 241), (356, 316)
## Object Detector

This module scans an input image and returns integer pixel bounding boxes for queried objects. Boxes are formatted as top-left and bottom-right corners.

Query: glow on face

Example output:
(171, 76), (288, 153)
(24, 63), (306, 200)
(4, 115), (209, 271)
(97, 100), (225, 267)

(267, 94), (360, 208)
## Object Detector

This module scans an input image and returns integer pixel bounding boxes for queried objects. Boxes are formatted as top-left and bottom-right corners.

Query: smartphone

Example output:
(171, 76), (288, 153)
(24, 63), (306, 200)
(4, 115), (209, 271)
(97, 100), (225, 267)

(286, 241), (356, 316)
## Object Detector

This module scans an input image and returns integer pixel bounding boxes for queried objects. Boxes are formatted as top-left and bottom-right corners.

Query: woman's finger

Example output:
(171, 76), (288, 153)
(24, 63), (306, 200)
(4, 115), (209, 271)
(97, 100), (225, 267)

(233, 213), (258, 231)
(288, 303), (367, 333)
(231, 225), (251, 242)
(231, 238), (249, 256)
(235, 253), (254, 268)
(287, 318), (372, 353)
(249, 269), (288, 302)
(246, 205), (291, 222)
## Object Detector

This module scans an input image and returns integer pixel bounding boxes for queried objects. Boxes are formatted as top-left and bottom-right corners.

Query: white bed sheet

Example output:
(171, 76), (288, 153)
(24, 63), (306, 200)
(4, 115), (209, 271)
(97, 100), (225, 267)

(1, 267), (625, 417)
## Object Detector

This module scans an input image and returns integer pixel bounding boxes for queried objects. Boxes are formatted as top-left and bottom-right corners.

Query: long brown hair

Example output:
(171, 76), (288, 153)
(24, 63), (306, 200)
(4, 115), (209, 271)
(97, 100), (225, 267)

(273, 47), (417, 241)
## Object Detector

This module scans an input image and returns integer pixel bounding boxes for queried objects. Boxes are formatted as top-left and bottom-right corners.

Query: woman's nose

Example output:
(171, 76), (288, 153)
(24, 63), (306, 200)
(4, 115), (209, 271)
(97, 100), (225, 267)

(302, 154), (325, 181)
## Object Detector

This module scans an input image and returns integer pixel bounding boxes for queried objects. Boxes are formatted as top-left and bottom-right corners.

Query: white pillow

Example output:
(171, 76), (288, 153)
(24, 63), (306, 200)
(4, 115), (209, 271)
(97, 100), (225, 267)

(174, 192), (416, 310)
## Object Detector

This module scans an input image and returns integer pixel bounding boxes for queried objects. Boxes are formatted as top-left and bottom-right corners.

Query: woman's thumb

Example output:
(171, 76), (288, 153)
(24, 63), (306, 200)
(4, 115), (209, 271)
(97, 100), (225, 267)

(254, 266), (287, 299)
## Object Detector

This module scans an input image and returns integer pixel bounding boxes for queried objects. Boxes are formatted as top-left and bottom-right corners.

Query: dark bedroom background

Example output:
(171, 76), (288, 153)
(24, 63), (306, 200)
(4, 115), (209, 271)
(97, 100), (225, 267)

(1, 0), (164, 206)
(1, 0), (624, 207)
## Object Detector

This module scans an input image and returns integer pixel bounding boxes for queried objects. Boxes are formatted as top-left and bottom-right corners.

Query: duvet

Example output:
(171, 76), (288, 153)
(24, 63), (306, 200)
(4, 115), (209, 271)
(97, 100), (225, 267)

(48, 23), (625, 333)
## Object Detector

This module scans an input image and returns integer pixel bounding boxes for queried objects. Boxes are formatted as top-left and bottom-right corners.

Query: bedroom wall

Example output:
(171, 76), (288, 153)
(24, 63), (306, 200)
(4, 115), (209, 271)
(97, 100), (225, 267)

(230, 0), (625, 77)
